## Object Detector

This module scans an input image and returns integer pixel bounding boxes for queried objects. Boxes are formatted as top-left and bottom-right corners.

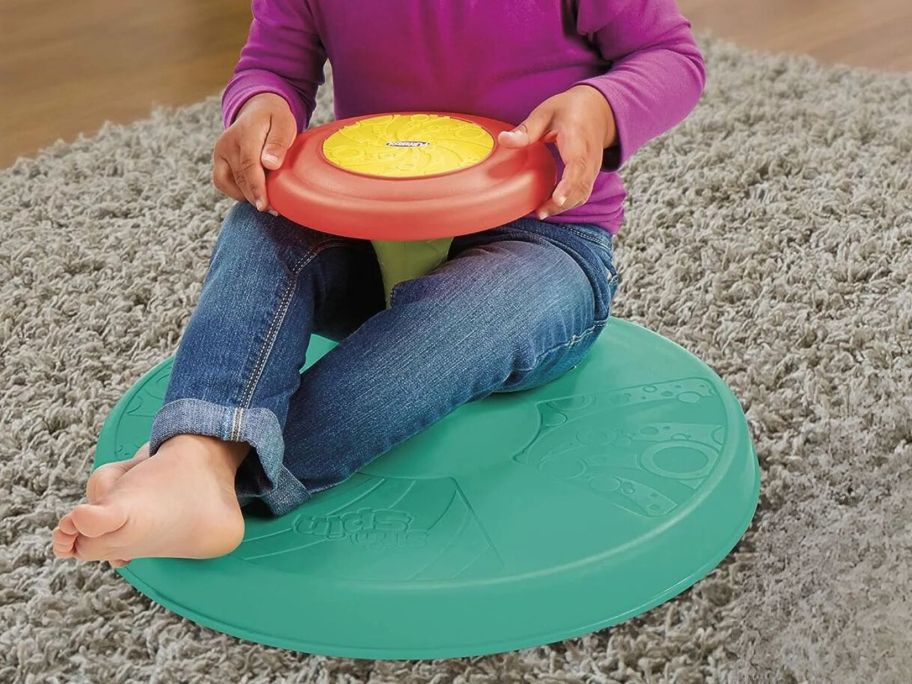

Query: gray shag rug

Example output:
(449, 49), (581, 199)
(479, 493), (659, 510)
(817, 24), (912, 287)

(2, 37), (911, 683)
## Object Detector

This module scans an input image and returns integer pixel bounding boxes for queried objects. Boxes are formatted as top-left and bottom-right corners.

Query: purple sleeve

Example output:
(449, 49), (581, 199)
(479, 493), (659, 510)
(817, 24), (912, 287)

(220, 0), (326, 131)
(573, 0), (706, 169)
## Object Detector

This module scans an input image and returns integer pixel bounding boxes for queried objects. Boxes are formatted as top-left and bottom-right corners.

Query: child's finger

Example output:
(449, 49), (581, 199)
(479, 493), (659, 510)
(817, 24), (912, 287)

(536, 162), (597, 219)
(498, 105), (554, 148)
(213, 156), (245, 202)
(535, 195), (566, 220)
(233, 141), (269, 211)
(554, 159), (596, 207)
(255, 111), (297, 214)
(230, 168), (257, 209)
(540, 131), (598, 216)
(261, 112), (297, 170)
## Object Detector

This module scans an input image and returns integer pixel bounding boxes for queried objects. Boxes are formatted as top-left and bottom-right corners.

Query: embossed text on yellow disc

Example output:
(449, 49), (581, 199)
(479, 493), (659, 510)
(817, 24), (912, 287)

(322, 114), (495, 178)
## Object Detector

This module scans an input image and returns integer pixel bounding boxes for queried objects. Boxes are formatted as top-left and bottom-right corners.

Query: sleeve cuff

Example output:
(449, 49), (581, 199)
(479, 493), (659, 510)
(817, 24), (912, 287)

(221, 70), (310, 132)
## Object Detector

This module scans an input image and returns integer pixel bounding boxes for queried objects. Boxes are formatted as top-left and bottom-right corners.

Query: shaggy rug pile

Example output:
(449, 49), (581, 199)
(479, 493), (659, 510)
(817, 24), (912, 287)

(1, 37), (910, 683)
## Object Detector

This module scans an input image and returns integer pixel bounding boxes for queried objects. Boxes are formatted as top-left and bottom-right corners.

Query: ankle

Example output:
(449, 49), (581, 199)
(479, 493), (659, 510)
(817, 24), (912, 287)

(159, 434), (250, 475)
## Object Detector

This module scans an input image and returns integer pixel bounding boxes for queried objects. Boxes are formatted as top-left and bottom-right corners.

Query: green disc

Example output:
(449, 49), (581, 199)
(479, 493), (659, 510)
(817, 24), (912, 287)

(94, 319), (760, 659)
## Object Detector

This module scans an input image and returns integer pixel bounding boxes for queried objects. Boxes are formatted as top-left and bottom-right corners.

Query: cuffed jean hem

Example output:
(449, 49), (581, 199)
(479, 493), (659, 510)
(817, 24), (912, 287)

(148, 398), (313, 516)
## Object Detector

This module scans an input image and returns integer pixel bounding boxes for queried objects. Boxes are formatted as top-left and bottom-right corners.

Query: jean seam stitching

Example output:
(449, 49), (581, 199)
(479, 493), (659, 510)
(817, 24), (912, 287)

(151, 398), (239, 453)
(562, 225), (621, 290)
(230, 406), (242, 442)
(553, 224), (615, 252)
(229, 238), (343, 441)
(512, 321), (605, 375)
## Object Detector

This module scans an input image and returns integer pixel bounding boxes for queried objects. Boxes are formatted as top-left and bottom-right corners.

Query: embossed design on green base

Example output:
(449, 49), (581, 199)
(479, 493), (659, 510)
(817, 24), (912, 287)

(239, 474), (503, 583)
(514, 378), (725, 518)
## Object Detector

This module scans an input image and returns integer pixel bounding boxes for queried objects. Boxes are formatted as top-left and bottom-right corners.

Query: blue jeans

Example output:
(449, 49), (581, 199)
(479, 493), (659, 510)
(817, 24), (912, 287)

(149, 202), (621, 516)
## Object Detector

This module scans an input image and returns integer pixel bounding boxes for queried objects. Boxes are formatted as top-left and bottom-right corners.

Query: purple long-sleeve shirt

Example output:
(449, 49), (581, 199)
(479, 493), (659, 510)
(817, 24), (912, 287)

(222, 0), (705, 234)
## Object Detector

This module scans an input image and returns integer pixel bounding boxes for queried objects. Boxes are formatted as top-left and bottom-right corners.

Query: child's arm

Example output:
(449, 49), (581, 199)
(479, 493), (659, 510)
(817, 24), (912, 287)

(213, 0), (326, 212)
(572, 0), (706, 170)
(500, 0), (705, 219)
(221, 0), (327, 132)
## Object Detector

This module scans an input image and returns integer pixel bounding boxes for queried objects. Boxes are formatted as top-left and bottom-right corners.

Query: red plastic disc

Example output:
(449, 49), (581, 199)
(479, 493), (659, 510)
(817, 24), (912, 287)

(265, 112), (557, 241)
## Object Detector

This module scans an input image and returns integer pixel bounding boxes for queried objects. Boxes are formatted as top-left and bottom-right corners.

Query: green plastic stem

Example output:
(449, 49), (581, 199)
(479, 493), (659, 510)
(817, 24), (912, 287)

(371, 238), (454, 307)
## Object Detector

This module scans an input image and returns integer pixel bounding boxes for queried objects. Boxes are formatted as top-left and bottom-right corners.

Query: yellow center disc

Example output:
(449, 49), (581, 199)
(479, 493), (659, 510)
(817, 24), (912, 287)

(322, 114), (495, 178)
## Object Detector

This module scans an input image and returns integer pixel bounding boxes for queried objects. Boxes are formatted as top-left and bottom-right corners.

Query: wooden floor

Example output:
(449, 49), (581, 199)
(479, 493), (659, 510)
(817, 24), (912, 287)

(681, 0), (912, 71)
(1, 0), (910, 167)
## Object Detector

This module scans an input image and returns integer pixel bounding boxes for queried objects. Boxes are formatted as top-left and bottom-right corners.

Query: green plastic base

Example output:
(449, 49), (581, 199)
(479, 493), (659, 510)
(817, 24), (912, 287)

(94, 319), (760, 659)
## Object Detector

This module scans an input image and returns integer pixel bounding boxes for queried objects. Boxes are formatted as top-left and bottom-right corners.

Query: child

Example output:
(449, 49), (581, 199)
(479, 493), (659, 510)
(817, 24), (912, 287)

(53, 0), (705, 565)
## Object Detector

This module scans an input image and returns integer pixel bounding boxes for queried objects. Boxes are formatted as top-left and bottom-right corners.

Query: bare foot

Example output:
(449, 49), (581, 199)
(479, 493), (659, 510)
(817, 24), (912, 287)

(53, 443), (152, 565)
(52, 435), (249, 564)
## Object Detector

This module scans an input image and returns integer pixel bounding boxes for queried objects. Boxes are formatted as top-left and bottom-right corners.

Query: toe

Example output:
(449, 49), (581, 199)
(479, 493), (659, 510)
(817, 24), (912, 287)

(52, 526), (75, 544)
(71, 502), (129, 539)
(53, 544), (76, 559)
(73, 534), (118, 562)
(110, 559), (130, 568)
(52, 527), (77, 558)
(58, 513), (78, 536)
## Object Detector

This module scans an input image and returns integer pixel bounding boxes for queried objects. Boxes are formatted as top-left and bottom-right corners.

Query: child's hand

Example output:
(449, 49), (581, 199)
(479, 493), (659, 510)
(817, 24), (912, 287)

(212, 93), (298, 212)
(498, 86), (617, 220)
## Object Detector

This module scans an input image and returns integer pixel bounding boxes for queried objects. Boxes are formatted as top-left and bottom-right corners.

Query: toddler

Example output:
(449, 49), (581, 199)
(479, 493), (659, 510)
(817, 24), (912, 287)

(53, 0), (705, 565)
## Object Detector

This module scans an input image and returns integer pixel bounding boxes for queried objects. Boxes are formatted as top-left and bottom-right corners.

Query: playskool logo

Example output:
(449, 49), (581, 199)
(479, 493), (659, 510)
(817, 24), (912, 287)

(385, 140), (429, 148)
(296, 507), (428, 550)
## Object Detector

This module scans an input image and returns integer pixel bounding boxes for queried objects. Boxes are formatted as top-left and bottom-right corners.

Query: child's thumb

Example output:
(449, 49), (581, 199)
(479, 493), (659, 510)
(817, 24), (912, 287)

(499, 107), (552, 148)
(261, 114), (297, 169)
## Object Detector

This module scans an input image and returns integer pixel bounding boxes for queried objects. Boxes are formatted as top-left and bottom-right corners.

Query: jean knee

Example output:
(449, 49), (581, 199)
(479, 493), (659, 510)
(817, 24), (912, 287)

(215, 202), (341, 275)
